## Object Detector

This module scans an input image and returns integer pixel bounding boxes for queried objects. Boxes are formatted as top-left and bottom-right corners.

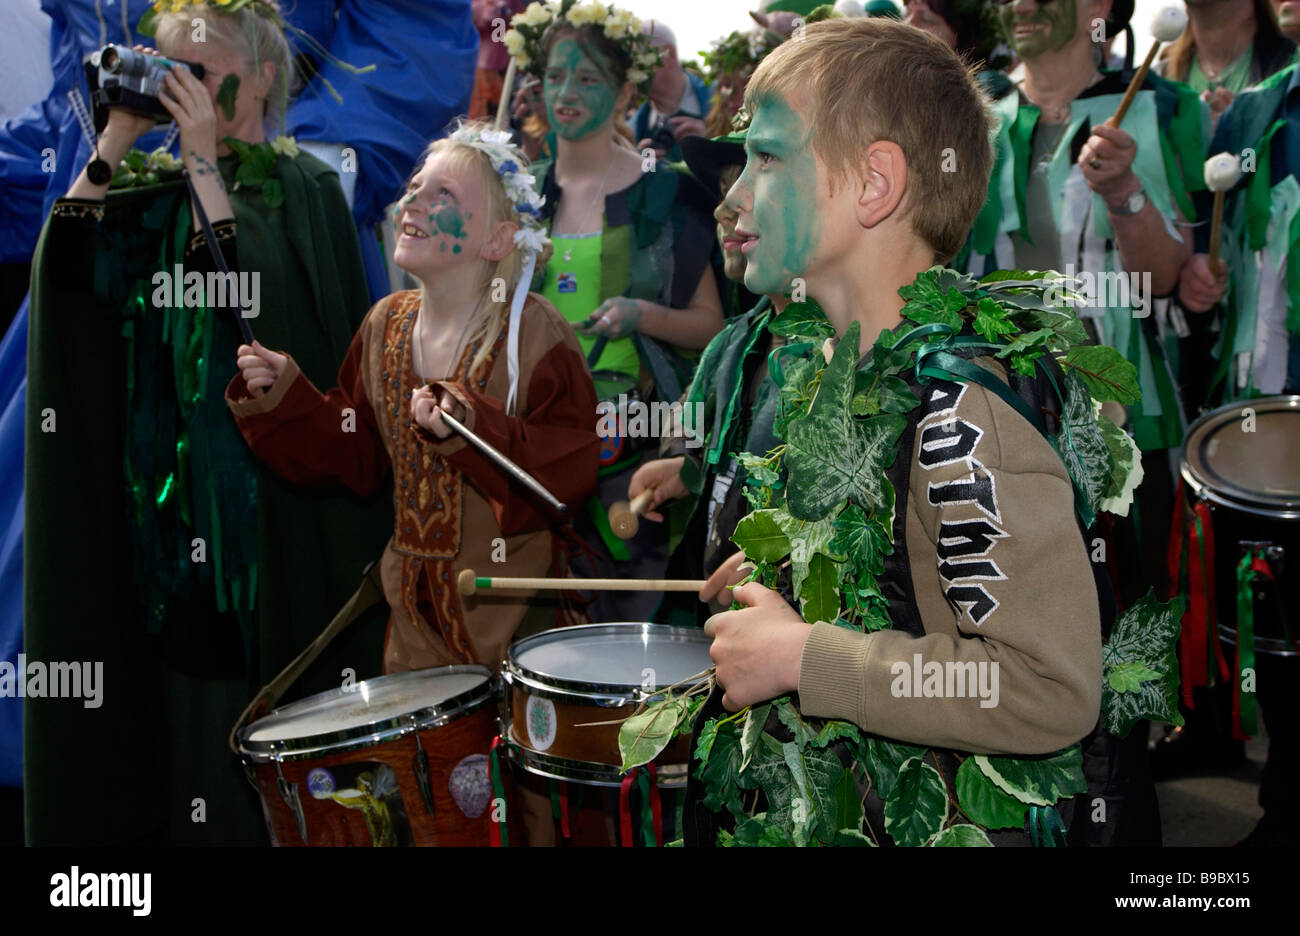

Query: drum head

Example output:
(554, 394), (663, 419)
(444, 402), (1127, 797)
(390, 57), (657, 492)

(1181, 395), (1300, 517)
(509, 622), (711, 696)
(240, 665), (492, 759)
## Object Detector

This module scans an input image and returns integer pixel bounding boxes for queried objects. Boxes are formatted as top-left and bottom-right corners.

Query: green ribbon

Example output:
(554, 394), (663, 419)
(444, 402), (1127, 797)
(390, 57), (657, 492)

(489, 740), (509, 847)
(1234, 550), (1259, 736)
(636, 768), (657, 847)
(1028, 805), (1068, 847)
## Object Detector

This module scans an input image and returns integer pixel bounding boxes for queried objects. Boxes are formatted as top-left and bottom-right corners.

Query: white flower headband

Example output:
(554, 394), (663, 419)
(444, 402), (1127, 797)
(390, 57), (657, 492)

(503, 1), (663, 95)
(448, 125), (550, 257)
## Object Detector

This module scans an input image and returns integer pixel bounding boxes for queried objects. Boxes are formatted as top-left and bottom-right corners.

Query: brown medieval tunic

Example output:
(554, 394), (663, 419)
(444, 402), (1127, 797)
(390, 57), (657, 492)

(227, 289), (599, 672)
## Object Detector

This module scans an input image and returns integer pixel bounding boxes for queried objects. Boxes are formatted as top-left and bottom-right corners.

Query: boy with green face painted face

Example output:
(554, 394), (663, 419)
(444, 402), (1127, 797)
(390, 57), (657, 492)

(678, 18), (1141, 847)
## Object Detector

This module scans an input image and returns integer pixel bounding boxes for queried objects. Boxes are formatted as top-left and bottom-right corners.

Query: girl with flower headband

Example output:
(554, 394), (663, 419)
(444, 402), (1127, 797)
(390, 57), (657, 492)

(228, 120), (598, 684)
(505, 0), (725, 623)
(25, 0), (387, 845)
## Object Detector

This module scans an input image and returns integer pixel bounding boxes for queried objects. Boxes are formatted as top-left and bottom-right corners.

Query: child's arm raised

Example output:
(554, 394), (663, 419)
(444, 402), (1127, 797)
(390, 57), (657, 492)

(226, 327), (390, 497)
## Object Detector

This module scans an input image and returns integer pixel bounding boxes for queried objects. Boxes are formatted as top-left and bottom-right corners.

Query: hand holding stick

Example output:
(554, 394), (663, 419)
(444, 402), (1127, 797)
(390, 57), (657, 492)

(1107, 6), (1188, 129)
(1204, 152), (1242, 279)
(608, 489), (655, 540)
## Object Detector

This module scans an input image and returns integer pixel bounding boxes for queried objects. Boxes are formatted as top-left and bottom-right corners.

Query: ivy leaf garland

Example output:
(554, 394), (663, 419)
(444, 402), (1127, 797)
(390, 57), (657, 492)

(617, 267), (1179, 846)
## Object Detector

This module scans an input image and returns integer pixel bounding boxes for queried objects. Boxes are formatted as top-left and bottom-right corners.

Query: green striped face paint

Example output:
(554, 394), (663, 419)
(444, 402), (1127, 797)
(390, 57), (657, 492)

(732, 91), (820, 297)
(543, 38), (619, 142)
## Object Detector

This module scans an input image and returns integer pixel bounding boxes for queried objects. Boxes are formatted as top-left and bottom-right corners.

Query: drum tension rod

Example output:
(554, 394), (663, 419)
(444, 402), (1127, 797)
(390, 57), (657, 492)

(411, 716), (436, 819)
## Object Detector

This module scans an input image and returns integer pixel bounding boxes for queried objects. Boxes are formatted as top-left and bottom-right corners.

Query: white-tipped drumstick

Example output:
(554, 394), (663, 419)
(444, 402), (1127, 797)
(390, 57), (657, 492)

(494, 58), (518, 132)
(456, 568), (707, 596)
(1108, 6), (1188, 128)
(608, 489), (656, 540)
(1204, 152), (1242, 279)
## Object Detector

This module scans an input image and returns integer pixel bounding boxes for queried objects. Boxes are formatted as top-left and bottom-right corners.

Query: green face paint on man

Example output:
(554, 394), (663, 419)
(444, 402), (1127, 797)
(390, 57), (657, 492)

(543, 37), (620, 141)
(726, 91), (822, 298)
(999, 0), (1078, 59)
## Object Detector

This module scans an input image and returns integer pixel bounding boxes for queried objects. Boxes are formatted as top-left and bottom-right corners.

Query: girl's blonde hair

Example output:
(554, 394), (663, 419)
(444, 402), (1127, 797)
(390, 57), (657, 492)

(418, 123), (530, 377)
(155, 0), (294, 136)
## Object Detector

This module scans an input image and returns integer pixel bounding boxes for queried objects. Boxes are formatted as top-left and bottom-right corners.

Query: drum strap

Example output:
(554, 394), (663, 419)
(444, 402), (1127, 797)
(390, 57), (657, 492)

(227, 561), (386, 755)
(619, 764), (662, 847)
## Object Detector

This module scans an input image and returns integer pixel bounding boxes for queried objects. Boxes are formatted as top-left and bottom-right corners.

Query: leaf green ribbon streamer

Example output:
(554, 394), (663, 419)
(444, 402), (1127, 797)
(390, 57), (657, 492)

(637, 769), (657, 847)
(488, 738), (509, 847)
(1028, 805), (1067, 847)
(1234, 550), (1259, 736)
(1243, 119), (1300, 332)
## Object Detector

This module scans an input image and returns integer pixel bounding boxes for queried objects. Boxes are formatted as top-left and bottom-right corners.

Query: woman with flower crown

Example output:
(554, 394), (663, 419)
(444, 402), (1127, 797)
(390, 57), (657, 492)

(24, 0), (390, 845)
(504, 0), (725, 623)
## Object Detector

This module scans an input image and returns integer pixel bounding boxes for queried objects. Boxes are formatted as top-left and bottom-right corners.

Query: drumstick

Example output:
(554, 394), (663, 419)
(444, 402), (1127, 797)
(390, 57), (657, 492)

(608, 489), (656, 540)
(457, 568), (706, 596)
(494, 59), (518, 132)
(1107, 6), (1188, 129)
(437, 408), (567, 515)
(1204, 152), (1242, 279)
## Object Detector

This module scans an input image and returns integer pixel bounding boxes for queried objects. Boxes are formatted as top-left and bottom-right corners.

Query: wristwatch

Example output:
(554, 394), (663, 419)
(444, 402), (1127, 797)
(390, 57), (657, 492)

(1108, 187), (1147, 217)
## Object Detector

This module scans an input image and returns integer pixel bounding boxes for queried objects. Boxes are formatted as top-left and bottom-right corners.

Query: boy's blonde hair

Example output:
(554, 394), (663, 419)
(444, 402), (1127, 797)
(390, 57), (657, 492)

(419, 125), (528, 377)
(745, 18), (994, 263)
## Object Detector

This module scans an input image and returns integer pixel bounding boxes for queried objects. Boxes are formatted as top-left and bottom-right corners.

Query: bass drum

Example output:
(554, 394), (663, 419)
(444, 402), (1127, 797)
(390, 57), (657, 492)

(238, 666), (516, 846)
(1180, 395), (1299, 655)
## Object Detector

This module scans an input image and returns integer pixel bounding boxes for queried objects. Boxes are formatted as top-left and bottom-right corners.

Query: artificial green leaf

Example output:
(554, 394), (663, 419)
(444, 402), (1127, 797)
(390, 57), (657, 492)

(931, 824), (994, 846)
(877, 375), (921, 414)
(774, 510), (843, 598)
(698, 722), (748, 819)
(993, 326), (1056, 361)
(813, 719), (862, 749)
(731, 509), (791, 563)
(975, 745), (1087, 807)
(768, 300), (836, 339)
(933, 267), (982, 295)
(137, 7), (158, 37)
(1107, 660), (1160, 693)
(261, 178), (285, 209)
(864, 738), (928, 799)
(236, 160), (267, 188)
(973, 297), (1017, 342)
(801, 552), (841, 623)
(1009, 352), (1042, 378)
(883, 756), (948, 846)
(898, 269), (968, 331)
(738, 452), (780, 487)
(774, 698), (817, 748)
(1101, 590), (1186, 737)
(733, 816), (793, 846)
(694, 718), (719, 762)
(955, 756), (1028, 830)
(675, 695), (706, 737)
(739, 702), (771, 771)
(216, 74), (241, 121)
(833, 829), (877, 846)
(782, 740), (845, 845)
(618, 698), (685, 772)
(784, 323), (906, 520)
(833, 766), (865, 835)
(1009, 306), (1090, 348)
(830, 503), (893, 578)
(1096, 413), (1143, 516)
(774, 353), (819, 438)
(1060, 345), (1140, 405)
(223, 137), (251, 159)
(979, 268), (1052, 285)
(1054, 372), (1112, 514)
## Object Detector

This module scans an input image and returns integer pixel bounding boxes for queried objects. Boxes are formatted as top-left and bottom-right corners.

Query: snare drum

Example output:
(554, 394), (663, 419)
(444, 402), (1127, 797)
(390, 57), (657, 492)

(238, 666), (510, 846)
(503, 623), (712, 787)
(1180, 395), (1299, 655)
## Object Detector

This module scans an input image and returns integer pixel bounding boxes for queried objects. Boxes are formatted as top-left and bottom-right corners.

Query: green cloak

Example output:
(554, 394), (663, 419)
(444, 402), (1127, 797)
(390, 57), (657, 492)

(23, 151), (392, 845)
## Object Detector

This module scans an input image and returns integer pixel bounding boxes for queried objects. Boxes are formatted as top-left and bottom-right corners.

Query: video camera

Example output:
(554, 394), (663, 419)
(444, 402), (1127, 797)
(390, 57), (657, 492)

(83, 44), (206, 132)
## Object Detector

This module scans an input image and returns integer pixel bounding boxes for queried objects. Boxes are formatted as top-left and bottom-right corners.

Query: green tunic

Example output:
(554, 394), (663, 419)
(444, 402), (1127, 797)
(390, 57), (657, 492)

(23, 151), (393, 845)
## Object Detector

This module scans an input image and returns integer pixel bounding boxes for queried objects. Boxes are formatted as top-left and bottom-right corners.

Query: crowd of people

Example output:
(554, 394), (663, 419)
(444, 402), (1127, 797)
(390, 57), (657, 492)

(2, 0), (1297, 847)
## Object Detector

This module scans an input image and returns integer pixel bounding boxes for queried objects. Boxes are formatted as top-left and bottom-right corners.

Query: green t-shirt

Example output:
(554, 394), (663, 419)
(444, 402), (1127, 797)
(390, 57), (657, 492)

(1188, 48), (1254, 95)
(540, 231), (640, 386)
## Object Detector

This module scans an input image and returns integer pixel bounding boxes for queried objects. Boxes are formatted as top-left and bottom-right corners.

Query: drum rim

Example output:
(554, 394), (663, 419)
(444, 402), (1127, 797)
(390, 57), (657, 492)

(238, 664), (495, 760)
(503, 732), (689, 789)
(504, 621), (712, 703)
(1180, 394), (1300, 518)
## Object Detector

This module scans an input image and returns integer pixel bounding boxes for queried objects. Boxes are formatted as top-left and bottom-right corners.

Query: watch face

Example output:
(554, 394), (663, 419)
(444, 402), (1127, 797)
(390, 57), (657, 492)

(1127, 190), (1146, 214)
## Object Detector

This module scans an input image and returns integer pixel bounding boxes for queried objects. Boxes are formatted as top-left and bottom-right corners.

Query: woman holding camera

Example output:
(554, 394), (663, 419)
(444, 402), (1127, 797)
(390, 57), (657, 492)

(504, 2), (724, 622)
(24, 0), (389, 846)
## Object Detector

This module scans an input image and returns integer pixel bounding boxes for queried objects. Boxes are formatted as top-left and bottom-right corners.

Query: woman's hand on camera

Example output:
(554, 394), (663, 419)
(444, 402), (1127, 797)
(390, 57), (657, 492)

(160, 63), (220, 177)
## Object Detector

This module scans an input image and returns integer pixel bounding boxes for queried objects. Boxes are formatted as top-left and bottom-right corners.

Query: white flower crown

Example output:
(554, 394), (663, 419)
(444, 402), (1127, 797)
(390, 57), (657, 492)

(449, 125), (550, 255)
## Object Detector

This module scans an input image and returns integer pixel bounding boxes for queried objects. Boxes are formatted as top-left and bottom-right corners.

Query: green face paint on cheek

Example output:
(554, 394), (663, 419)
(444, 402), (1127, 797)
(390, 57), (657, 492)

(1000, 0), (1077, 59)
(740, 94), (821, 297)
(543, 38), (618, 141)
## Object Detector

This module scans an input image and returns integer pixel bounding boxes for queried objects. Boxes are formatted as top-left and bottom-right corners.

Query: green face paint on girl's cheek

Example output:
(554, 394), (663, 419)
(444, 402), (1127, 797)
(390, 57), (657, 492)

(999, 0), (1077, 59)
(543, 38), (618, 141)
(739, 93), (821, 297)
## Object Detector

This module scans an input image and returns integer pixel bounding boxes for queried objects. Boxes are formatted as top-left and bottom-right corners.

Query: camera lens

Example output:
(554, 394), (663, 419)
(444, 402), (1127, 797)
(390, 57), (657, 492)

(101, 46), (121, 72)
